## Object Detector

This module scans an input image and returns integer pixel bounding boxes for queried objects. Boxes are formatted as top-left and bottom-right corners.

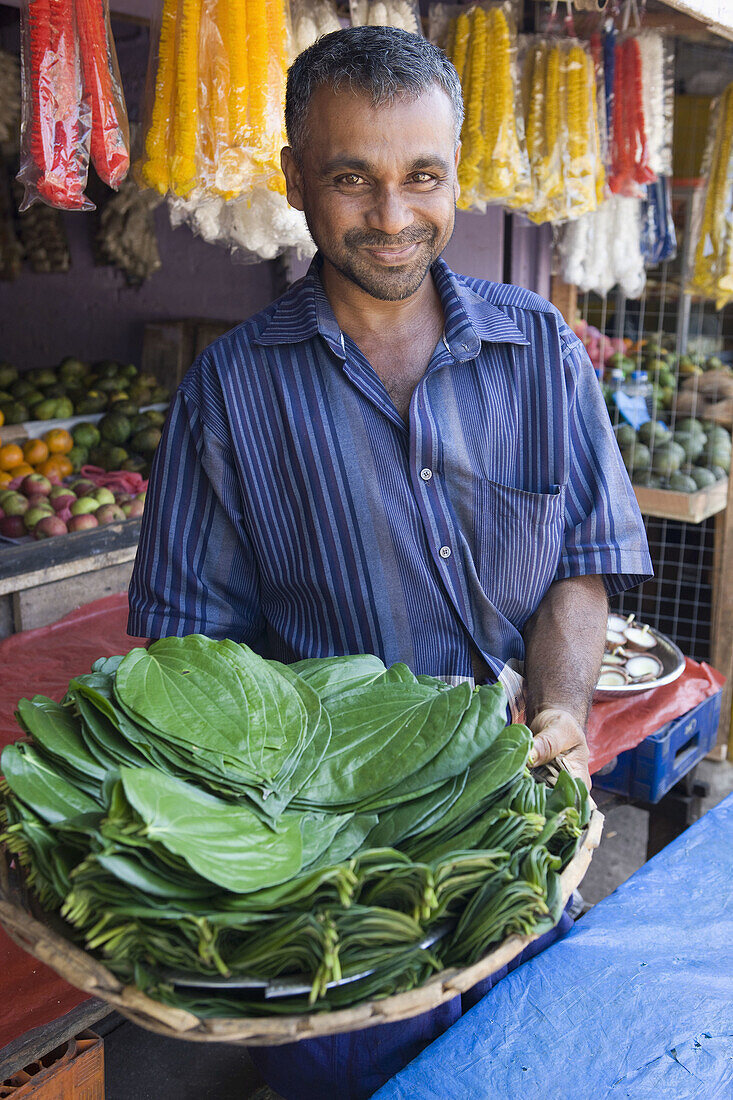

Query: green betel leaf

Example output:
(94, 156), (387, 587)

(299, 681), (473, 807)
(16, 697), (107, 784)
(1, 743), (98, 824)
(289, 654), (387, 702)
(118, 767), (304, 893)
(115, 637), (308, 783)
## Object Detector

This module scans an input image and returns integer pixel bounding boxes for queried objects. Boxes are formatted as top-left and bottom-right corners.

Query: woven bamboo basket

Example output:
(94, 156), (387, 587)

(0, 806), (603, 1046)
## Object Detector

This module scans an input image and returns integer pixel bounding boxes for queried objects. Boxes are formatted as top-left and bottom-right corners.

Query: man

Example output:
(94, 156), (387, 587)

(129, 26), (651, 1096)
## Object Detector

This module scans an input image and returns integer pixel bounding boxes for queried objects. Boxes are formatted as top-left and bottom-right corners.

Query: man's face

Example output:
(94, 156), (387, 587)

(281, 85), (460, 302)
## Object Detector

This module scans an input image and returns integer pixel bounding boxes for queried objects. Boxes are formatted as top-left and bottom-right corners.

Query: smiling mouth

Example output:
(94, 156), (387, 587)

(363, 242), (422, 263)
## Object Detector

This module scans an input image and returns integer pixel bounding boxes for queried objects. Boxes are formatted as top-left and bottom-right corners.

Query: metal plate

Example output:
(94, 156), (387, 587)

(594, 626), (685, 701)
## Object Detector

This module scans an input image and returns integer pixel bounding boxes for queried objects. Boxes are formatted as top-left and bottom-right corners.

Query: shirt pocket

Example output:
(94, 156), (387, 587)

(475, 477), (566, 627)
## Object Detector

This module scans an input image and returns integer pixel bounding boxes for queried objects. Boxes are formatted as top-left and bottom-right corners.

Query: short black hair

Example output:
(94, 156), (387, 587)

(285, 26), (464, 164)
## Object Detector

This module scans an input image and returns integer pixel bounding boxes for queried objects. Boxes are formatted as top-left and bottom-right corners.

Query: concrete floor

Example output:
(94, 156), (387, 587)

(97, 758), (733, 1100)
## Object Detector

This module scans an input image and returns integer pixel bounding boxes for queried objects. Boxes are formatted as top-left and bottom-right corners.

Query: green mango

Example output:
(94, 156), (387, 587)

(54, 397), (74, 419)
(673, 431), (705, 462)
(1, 401), (29, 424)
(668, 472), (698, 493)
(691, 467), (717, 490)
(615, 423), (637, 449)
(131, 427), (162, 455)
(638, 420), (670, 446)
(73, 422), (101, 449)
(620, 442), (651, 473)
(67, 445), (89, 473)
(0, 362), (18, 389)
(33, 398), (60, 420)
(99, 412), (132, 444)
(651, 441), (685, 478)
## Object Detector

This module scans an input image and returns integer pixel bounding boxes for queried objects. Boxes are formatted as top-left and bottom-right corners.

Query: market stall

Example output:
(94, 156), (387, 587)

(1, 0), (732, 1095)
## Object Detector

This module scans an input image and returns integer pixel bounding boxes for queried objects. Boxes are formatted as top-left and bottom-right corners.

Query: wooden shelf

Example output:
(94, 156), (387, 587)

(633, 478), (729, 523)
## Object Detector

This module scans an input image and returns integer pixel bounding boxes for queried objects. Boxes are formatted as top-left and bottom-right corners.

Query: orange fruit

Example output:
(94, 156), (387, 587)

(0, 409), (4, 427)
(43, 428), (74, 455)
(40, 455), (73, 479)
(0, 470), (12, 487)
(0, 443), (24, 471)
(8, 462), (34, 478)
(23, 438), (50, 467)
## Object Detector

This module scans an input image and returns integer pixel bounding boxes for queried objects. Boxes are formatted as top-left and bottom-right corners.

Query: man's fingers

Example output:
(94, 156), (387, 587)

(529, 711), (592, 791)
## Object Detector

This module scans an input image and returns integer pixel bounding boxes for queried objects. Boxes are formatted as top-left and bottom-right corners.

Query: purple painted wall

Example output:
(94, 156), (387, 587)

(0, 208), (278, 371)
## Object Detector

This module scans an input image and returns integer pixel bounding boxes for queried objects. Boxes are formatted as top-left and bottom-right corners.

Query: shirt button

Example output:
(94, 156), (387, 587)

(420, 468), (433, 481)
(439, 545), (452, 559)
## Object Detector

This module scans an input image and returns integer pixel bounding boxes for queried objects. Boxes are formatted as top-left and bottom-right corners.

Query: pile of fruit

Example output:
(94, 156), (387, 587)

(0, 472), (145, 541)
(614, 417), (731, 492)
(600, 341), (733, 422)
(0, 428), (77, 486)
(68, 411), (163, 477)
(0, 359), (168, 426)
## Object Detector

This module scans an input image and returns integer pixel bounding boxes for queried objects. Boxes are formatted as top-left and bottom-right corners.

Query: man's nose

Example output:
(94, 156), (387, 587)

(366, 186), (414, 236)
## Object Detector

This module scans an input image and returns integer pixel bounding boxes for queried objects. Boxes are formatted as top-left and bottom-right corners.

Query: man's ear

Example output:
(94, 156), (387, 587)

(281, 147), (305, 211)
(453, 142), (461, 204)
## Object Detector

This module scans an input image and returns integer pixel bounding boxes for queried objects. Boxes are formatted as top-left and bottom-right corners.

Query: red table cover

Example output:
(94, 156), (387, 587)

(0, 596), (724, 1051)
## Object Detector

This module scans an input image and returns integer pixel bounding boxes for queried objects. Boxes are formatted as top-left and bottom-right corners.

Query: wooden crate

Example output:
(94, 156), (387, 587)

(141, 320), (234, 393)
(634, 478), (729, 524)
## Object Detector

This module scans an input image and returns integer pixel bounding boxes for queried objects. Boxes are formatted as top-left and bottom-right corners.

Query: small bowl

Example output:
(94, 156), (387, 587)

(594, 626), (685, 701)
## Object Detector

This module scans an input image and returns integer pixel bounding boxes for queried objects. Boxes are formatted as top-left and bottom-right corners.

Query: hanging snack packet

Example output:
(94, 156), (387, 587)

(17, 0), (93, 210)
(76, 0), (130, 188)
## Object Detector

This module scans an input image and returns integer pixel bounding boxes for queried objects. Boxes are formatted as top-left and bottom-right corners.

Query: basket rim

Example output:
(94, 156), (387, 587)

(0, 807), (603, 1045)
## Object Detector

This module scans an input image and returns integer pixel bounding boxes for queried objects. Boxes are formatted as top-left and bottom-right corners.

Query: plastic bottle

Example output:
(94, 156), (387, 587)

(622, 370), (654, 416)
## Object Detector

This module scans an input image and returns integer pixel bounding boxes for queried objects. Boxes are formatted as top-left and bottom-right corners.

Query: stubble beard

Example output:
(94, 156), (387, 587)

(305, 214), (455, 302)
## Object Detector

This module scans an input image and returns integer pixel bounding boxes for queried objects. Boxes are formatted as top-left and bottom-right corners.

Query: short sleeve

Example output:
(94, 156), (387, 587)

(554, 332), (653, 597)
(127, 367), (266, 642)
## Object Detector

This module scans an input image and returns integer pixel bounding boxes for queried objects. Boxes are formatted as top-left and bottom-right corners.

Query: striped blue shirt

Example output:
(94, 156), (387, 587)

(128, 255), (652, 705)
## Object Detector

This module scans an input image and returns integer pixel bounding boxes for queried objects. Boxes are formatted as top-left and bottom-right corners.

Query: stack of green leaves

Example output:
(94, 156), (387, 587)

(0, 636), (589, 1015)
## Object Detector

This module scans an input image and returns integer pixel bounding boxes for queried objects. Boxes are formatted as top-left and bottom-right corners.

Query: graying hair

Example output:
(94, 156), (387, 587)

(285, 26), (465, 164)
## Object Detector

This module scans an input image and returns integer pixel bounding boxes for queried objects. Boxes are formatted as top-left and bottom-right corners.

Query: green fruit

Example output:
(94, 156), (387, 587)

(130, 413), (153, 434)
(668, 472), (698, 493)
(121, 454), (147, 474)
(620, 442), (651, 474)
(710, 465), (727, 481)
(122, 363), (139, 379)
(647, 358), (667, 376)
(615, 424), (637, 449)
(99, 412), (131, 444)
(704, 425), (731, 449)
(108, 400), (138, 419)
(75, 391), (107, 414)
(93, 360), (122, 379)
(708, 448), (730, 474)
(130, 426), (162, 455)
(54, 397), (74, 418)
(0, 391), (12, 403)
(73, 422), (101, 449)
(67, 445), (89, 473)
(705, 356), (723, 371)
(651, 441), (686, 478)
(33, 398), (60, 420)
(144, 409), (167, 427)
(11, 379), (36, 400)
(676, 418), (705, 436)
(128, 382), (152, 404)
(24, 390), (47, 409)
(58, 356), (88, 381)
(29, 368), (58, 388)
(638, 420), (670, 446)
(673, 431), (705, 462)
(149, 386), (170, 404)
(104, 446), (129, 470)
(691, 467), (717, 489)
(95, 377), (124, 394)
(42, 383), (68, 400)
(0, 363), (18, 389)
(1, 401), (29, 424)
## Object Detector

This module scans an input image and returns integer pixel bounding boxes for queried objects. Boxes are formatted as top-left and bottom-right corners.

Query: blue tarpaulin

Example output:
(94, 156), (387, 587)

(375, 792), (733, 1100)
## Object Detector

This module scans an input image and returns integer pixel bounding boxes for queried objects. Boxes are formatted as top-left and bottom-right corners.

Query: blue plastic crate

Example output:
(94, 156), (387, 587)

(593, 690), (723, 803)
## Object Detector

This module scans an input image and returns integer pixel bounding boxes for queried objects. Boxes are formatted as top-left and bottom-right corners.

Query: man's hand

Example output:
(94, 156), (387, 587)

(522, 574), (607, 794)
(529, 706), (591, 791)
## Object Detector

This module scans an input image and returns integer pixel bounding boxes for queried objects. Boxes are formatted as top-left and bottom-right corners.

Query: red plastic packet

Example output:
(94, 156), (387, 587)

(76, 0), (130, 188)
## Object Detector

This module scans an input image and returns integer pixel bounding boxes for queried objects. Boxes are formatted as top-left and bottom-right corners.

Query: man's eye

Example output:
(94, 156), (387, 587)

(410, 173), (437, 184)
(337, 174), (365, 186)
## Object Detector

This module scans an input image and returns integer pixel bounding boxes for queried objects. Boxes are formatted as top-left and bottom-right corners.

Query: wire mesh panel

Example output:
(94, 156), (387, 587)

(611, 515), (716, 662)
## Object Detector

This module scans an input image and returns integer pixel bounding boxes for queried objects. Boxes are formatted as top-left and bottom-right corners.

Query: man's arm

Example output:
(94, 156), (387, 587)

(522, 573), (608, 789)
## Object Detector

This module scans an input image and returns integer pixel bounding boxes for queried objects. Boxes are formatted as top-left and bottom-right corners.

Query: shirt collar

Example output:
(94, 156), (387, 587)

(255, 252), (529, 359)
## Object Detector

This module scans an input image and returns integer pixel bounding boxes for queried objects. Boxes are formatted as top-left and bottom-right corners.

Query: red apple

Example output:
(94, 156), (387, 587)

(34, 515), (68, 538)
(68, 513), (99, 532)
(0, 515), (26, 538)
(56, 506), (73, 524)
(92, 487), (116, 507)
(2, 492), (29, 516)
(24, 506), (53, 530)
(73, 479), (98, 497)
(25, 494), (54, 511)
(21, 473), (53, 497)
(7, 476), (24, 491)
(122, 497), (145, 518)
(49, 487), (77, 512)
(95, 503), (126, 525)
